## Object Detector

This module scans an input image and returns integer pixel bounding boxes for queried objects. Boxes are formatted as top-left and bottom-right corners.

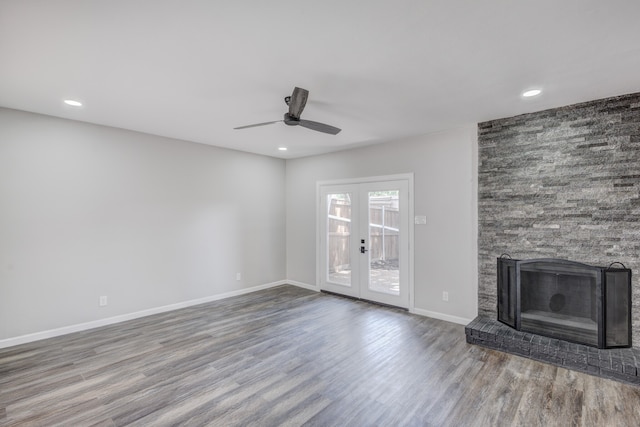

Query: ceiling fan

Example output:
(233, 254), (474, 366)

(234, 87), (341, 135)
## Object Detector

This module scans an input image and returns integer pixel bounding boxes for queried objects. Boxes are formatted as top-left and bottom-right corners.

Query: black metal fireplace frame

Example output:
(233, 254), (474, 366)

(497, 257), (632, 349)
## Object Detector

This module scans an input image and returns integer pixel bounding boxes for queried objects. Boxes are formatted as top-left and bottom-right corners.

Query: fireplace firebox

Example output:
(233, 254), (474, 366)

(497, 257), (631, 349)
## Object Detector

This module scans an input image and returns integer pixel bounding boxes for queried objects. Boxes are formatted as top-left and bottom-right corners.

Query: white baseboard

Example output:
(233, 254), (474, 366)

(287, 282), (471, 327)
(0, 280), (289, 350)
(410, 307), (473, 326)
(3, 280), (451, 350)
(285, 280), (319, 292)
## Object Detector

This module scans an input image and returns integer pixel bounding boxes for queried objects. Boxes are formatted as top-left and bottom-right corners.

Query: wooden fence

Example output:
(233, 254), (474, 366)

(327, 196), (399, 273)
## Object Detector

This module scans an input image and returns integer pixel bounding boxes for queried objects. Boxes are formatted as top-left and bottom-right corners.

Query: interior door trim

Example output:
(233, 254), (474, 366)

(316, 173), (415, 311)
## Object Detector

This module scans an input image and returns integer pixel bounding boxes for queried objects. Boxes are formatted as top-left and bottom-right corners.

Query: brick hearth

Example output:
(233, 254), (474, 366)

(466, 316), (640, 386)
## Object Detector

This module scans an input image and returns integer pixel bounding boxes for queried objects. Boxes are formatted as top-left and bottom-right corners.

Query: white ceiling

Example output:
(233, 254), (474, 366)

(1, 1), (640, 159)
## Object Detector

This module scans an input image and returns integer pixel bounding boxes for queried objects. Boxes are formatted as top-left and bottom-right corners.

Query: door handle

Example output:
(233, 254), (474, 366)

(360, 246), (368, 254)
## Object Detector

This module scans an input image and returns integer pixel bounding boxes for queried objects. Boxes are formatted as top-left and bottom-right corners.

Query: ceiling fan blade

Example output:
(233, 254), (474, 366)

(288, 87), (308, 119)
(234, 120), (282, 130)
(298, 119), (341, 135)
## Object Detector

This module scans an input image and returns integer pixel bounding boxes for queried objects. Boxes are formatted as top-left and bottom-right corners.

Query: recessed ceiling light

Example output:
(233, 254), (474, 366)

(522, 89), (542, 98)
(63, 99), (83, 107)
(278, 147), (288, 151)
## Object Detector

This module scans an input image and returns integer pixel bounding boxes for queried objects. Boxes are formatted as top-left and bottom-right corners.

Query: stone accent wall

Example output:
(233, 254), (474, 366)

(477, 92), (640, 347)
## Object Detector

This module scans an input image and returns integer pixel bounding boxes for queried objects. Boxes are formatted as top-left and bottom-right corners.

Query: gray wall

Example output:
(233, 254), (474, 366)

(0, 108), (286, 341)
(477, 92), (640, 347)
(286, 127), (478, 322)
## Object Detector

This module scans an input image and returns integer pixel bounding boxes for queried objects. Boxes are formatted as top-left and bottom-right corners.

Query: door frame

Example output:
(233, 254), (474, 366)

(316, 173), (415, 311)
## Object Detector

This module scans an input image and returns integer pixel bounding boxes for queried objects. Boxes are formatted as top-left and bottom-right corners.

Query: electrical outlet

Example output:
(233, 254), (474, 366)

(236, 272), (241, 281)
(99, 296), (108, 307)
(442, 291), (449, 302)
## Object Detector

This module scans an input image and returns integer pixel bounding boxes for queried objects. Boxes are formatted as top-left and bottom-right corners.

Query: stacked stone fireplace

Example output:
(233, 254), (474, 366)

(471, 91), (640, 385)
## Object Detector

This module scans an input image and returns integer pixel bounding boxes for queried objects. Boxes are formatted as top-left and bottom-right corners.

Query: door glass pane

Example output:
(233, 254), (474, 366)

(327, 193), (352, 286)
(368, 190), (400, 295)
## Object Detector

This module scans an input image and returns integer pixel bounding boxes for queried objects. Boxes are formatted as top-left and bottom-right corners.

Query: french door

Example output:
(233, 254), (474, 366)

(318, 179), (410, 308)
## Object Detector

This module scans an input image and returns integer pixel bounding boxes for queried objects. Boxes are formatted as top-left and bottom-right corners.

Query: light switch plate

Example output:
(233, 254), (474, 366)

(414, 215), (427, 225)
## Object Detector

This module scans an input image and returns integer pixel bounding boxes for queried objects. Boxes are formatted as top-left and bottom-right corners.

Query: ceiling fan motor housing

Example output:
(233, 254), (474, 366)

(283, 113), (300, 126)
(287, 87), (308, 119)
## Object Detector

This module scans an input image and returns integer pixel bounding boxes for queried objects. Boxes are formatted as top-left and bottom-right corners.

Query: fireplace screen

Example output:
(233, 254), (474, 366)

(497, 257), (631, 349)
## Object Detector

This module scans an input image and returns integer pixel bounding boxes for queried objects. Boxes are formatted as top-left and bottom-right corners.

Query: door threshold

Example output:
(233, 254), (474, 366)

(320, 290), (408, 311)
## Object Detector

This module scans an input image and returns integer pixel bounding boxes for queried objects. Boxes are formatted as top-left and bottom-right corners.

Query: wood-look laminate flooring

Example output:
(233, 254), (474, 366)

(2, 285), (640, 426)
